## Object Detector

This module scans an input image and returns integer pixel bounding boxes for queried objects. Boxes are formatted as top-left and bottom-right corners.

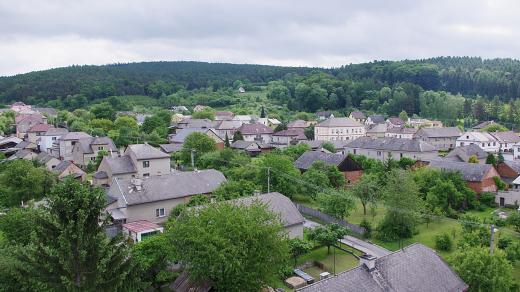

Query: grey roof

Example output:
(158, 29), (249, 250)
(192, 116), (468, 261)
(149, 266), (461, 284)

(37, 152), (58, 163)
(297, 243), (468, 292)
(415, 127), (462, 138)
(93, 171), (108, 179)
(159, 143), (183, 154)
(489, 131), (520, 143)
(33, 107), (58, 116)
(60, 132), (91, 141)
(387, 117), (405, 125)
(77, 137), (117, 154)
(350, 111), (366, 119)
(216, 120), (243, 130)
(316, 117), (362, 128)
(178, 118), (220, 129)
(127, 144), (170, 160)
(238, 123), (274, 135)
(366, 123), (387, 133)
(294, 151), (347, 170)
(287, 119), (309, 128)
(473, 120), (495, 129)
(227, 192), (305, 228)
(272, 128), (307, 140)
(299, 140), (324, 149)
(346, 137), (436, 152)
(503, 160), (520, 174)
(103, 156), (137, 174)
(367, 115), (385, 123)
(52, 160), (83, 175)
(109, 169), (226, 205)
(231, 140), (261, 150)
(169, 128), (220, 144)
(428, 159), (494, 181)
(386, 127), (417, 134)
(10, 149), (34, 159)
(445, 144), (487, 162)
(44, 127), (69, 136)
(15, 140), (36, 149)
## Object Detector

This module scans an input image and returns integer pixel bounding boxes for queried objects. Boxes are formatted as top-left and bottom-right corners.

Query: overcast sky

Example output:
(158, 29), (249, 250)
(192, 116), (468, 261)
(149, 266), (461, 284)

(0, 0), (518, 76)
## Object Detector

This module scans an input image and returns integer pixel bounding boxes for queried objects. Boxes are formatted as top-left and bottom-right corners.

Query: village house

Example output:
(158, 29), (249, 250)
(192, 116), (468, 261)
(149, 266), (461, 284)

(496, 176), (520, 207)
(384, 127), (417, 139)
(445, 144), (488, 163)
(52, 161), (87, 181)
(272, 128), (307, 146)
(26, 123), (54, 144)
(287, 119), (312, 130)
(348, 111), (366, 124)
(169, 128), (225, 150)
(71, 136), (118, 167)
(413, 127), (462, 151)
(428, 159), (499, 193)
(407, 118), (443, 128)
(344, 137), (438, 161)
(314, 118), (365, 141)
(122, 220), (164, 243)
(214, 120), (243, 141)
(316, 111), (334, 120)
(385, 117), (405, 129)
(193, 105), (207, 112)
(294, 151), (364, 184)
(365, 123), (387, 138)
(95, 143), (171, 186)
(296, 243), (468, 292)
(105, 169), (226, 224)
(214, 111), (234, 121)
(230, 140), (263, 156)
(225, 192), (305, 238)
(36, 152), (61, 170)
(174, 118), (220, 130)
(159, 144), (183, 155)
(15, 113), (45, 138)
(14, 140), (37, 152)
(257, 117), (282, 128)
(456, 131), (499, 153)
(0, 136), (23, 153)
(232, 115), (255, 123)
(10, 101), (32, 112)
(54, 132), (92, 160)
(496, 160), (520, 183)
(40, 127), (68, 154)
(237, 123), (274, 144)
(472, 120), (496, 131)
(8, 149), (37, 161)
(364, 115), (385, 126)
(489, 131), (520, 152)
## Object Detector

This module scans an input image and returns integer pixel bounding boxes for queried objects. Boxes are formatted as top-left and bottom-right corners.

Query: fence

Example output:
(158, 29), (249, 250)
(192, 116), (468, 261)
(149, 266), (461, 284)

(295, 203), (366, 235)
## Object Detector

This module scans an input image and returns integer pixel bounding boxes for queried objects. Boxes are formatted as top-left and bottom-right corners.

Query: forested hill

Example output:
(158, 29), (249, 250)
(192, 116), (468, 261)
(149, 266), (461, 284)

(0, 61), (318, 103)
(2, 57), (520, 108)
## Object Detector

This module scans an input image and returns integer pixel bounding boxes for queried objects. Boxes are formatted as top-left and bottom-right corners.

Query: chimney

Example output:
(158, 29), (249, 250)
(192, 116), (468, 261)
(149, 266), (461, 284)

(359, 254), (377, 271)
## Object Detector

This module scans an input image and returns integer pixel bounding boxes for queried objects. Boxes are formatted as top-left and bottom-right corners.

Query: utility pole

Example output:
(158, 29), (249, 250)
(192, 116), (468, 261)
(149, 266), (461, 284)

(191, 149), (196, 170)
(333, 244), (336, 275)
(267, 167), (271, 193)
(490, 224), (495, 255)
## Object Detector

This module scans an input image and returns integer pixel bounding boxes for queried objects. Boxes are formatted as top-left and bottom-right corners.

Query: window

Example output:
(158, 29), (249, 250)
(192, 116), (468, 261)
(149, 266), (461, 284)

(353, 149), (357, 154)
(98, 146), (104, 151)
(143, 173), (150, 177)
(155, 208), (165, 218)
(52, 137), (57, 141)
(143, 161), (150, 168)
(377, 151), (382, 156)
(400, 153), (403, 158)
(482, 143), (485, 147)
(90, 157), (96, 161)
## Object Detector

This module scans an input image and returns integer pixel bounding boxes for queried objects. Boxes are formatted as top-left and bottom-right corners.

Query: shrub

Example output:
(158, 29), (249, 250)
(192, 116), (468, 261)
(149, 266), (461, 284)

(493, 176), (506, 190)
(360, 218), (372, 239)
(479, 192), (496, 207)
(435, 233), (453, 251)
(498, 236), (513, 250)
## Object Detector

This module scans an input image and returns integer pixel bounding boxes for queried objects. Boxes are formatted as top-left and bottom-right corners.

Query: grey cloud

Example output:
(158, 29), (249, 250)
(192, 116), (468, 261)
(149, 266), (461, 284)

(0, 0), (519, 75)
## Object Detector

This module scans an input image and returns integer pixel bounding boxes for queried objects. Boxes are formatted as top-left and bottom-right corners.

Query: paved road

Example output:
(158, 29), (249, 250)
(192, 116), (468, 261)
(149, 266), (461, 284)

(304, 218), (391, 258)
(339, 235), (391, 258)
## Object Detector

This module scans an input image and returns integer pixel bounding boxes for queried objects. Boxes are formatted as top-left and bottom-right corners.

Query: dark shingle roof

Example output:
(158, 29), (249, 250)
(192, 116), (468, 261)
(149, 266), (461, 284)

(77, 137), (117, 154)
(127, 144), (170, 160)
(103, 156), (137, 174)
(386, 127), (417, 134)
(346, 137), (436, 152)
(53, 161), (73, 173)
(445, 144), (487, 162)
(159, 144), (183, 154)
(415, 127), (462, 138)
(272, 128), (307, 140)
(287, 119), (308, 128)
(109, 169), (226, 205)
(169, 128), (221, 144)
(473, 120), (495, 129)
(44, 127), (68, 136)
(489, 131), (520, 143)
(229, 192), (305, 227)
(428, 159), (494, 181)
(297, 243), (468, 292)
(368, 115), (385, 124)
(238, 123), (274, 135)
(294, 151), (346, 170)
(350, 111), (366, 119)
(231, 140), (260, 150)
(502, 160), (520, 174)
(37, 152), (57, 163)
(60, 132), (91, 141)
(93, 171), (108, 179)
(387, 117), (405, 125)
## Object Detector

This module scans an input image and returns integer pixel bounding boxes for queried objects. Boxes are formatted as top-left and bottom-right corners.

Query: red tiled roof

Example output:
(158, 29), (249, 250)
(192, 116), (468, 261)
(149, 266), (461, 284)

(28, 123), (53, 133)
(123, 220), (162, 233)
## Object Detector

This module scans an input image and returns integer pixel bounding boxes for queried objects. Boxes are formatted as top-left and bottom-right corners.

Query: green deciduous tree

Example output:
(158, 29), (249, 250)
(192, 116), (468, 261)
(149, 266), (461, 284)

(169, 202), (289, 292)
(322, 142), (335, 153)
(350, 173), (379, 215)
(15, 178), (141, 291)
(449, 247), (514, 292)
(377, 170), (424, 241)
(181, 132), (217, 166)
(485, 153), (497, 165)
(90, 102), (116, 120)
(255, 154), (301, 198)
(308, 223), (348, 254)
(317, 189), (355, 219)
(289, 238), (313, 267)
